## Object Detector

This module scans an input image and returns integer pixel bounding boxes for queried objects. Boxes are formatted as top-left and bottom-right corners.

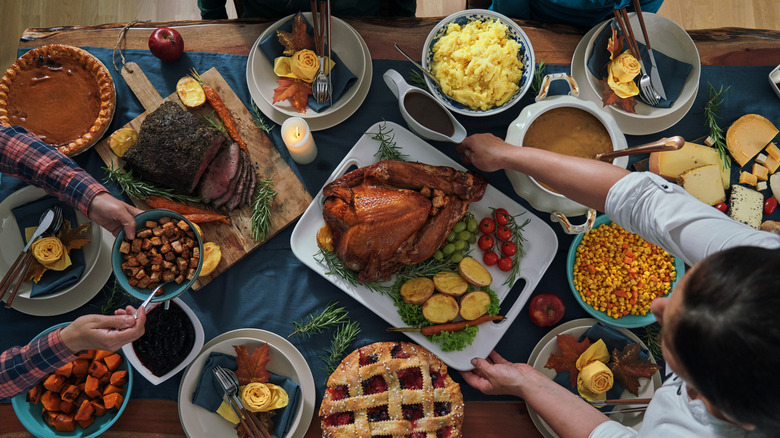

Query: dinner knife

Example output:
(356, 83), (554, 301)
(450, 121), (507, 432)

(647, 51), (666, 100)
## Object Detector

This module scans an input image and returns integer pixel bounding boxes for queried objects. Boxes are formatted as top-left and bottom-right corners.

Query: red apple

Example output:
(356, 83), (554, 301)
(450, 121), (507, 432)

(148, 27), (184, 62)
(528, 293), (565, 327)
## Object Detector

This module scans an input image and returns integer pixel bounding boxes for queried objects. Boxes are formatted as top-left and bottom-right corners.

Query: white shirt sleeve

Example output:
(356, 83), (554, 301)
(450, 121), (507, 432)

(604, 172), (780, 266)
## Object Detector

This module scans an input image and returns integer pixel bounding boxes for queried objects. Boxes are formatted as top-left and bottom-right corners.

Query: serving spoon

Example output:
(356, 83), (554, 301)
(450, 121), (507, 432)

(594, 136), (685, 162)
(133, 281), (172, 319)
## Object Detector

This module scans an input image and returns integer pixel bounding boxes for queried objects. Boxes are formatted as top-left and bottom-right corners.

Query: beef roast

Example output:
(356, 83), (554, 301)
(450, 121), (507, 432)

(123, 101), (225, 194)
(199, 142), (241, 204)
(225, 152), (250, 211)
(212, 147), (244, 208)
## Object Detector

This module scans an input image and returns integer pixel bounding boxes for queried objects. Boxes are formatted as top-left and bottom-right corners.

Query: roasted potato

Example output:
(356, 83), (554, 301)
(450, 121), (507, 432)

(107, 128), (138, 158)
(458, 256), (492, 287)
(400, 277), (435, 305)
(459, 291), (491, 321)
(422, 293), (459, 324)
(433, 272), (468, 297)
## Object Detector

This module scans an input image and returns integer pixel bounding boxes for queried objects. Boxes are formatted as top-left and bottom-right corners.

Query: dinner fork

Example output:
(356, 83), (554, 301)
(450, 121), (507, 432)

(214, 366), (272, 438)
(310, 0), (330, 104)
(614, 9), (660, 105)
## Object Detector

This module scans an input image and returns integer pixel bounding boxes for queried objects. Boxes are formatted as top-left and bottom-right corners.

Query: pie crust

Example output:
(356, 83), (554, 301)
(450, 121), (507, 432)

(320, 341), (464, 437)
(0, 44), (115, 156)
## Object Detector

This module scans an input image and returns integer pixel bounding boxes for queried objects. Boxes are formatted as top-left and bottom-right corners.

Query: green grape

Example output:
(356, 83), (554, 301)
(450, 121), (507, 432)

(450, 253), (464, 263)
(467, 218), (478, 233)
(456, 230), (472, 241)
(454, 240), (467, 251)
(432, 250), (444, 261)
(442, 243), (456, 256)
(446, 232), (457, 242)
(453, 221), (467, 233)
(468, 233), (477, 244)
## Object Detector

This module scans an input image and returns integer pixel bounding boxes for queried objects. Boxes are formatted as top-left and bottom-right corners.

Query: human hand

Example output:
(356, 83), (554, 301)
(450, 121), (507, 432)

(456, 133), (518, 172)
(59, 306), (146, 354)
(87, 192), (143, 239)
(460, 350), (534, 397)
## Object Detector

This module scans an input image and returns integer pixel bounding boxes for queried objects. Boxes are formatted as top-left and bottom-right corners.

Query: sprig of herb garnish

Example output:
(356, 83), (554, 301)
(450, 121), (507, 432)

(314, 248), (391, 294)
(290, 302), (350, 338)
(369, 121), (408, 162)
(642, 323), (664, 363)
(251, 101), (275, 133)
(703, 83), (732, 171)
(251, 177), (276, 241)
(91, 278), (128, 315)
(103, 164), (201, 203)
(531, 59), (547, 96)
(408, 70), (429, 91)
(204, 111), (228, 136)
(429, 326), (478, 352)
(485, 285), (500, 316)
(321, 320), (361, 374)
(503, 211), (530, 286)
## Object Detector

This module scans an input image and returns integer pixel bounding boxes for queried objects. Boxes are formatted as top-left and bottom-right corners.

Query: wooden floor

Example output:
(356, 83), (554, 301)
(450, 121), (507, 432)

(1, 0), (778, 72)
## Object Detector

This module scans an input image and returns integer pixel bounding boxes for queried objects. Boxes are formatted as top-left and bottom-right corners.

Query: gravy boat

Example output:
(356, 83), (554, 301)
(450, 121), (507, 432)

(383, 69), (466, 143)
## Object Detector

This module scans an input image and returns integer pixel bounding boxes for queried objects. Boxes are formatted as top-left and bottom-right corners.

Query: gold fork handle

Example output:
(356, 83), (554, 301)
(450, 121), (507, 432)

(4, 252), (34, 308)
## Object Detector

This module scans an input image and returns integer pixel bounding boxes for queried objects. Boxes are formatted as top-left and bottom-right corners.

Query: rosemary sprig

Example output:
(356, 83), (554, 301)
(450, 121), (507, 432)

(642, 323), (664, 364)
(91, 279), (129, 315)
(531, 59), (546, 96)
(251, 101), (275, 133)
(393, 257), (458, 286)
(204, 111), (228, 136)
(368, 121), (408, 162)
(703, 83), (732, 171)
(251, 177), (276, 241)
(314, 248), (391, 294)
(102, 164), (201, 203)
(289, 302), (350, 338)
(504, 212), (530, 286)
(321, 320), (361, 374)
(408, 70), (429, 91)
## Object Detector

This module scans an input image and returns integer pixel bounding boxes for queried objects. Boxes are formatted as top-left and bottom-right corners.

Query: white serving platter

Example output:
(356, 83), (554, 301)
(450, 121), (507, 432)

(290, 121), (557, 370)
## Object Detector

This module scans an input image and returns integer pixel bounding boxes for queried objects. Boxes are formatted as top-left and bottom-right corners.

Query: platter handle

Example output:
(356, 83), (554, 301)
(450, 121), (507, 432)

(535, 73), (579, 102)
(551, 209), (597, 234)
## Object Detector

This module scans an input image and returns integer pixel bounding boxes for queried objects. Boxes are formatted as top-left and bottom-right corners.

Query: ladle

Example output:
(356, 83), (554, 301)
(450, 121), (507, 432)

(594, 136), (685, 162)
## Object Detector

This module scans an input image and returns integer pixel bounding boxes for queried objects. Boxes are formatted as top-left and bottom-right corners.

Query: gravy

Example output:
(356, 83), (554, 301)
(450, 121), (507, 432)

(403, 91), (454, 137)
(523, 107), (613, 192)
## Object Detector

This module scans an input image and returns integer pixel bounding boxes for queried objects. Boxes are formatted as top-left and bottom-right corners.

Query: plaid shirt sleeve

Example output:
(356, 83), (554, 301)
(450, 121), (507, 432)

(0, 125), (108, 217)
(0, 328), (77, 401)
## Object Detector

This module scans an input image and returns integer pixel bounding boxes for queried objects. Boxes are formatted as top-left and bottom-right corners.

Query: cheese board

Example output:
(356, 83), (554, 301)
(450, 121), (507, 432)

(95, 64), (312, 289)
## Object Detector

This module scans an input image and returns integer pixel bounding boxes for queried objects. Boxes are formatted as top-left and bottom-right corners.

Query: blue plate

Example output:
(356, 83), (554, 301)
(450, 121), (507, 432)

(112, 209), (204, 303)
(566, 215), (685, 328)
(11, 322), (133, 438)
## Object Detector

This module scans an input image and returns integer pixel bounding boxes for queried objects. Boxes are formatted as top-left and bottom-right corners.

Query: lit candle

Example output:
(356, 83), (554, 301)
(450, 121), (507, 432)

(281, 117), (317, 165)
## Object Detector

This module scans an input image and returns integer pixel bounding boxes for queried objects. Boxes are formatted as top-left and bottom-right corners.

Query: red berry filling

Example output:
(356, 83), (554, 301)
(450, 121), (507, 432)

(391, 343), (410, 359)
(409, 433), (427, 438)
(359, 352), (379, 366)
(401, 404), (424, 421)
(430, 370), (447, 389)
(437, 427), (454, 438)
(362, 375), (388, 395)
(328, 385), (349, 401)
(323, 412), (354, 427)
(397, 367), (423, 390)
(367, 406), (390, 422)
(434, 402), (451, 417)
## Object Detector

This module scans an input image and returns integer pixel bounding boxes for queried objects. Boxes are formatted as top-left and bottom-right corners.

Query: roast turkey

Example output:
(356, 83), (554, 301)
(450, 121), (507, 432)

(322, 161), (487, 283)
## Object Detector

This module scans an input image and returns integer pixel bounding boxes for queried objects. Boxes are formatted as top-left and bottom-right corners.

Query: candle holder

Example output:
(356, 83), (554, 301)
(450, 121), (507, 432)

(281, 117), (318, 165)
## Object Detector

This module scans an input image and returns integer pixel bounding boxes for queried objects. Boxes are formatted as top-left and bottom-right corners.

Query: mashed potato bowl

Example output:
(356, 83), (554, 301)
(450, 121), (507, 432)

(422, 9), (534, 117)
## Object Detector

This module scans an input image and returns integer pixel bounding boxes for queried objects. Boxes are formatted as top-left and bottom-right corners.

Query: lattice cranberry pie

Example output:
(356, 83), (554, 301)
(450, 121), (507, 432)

(320, 341), (464, 437)
(0, 44), (115, 156)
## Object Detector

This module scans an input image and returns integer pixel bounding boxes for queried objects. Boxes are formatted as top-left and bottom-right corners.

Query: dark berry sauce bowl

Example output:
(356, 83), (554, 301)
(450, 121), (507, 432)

(121, 297), (204, 385)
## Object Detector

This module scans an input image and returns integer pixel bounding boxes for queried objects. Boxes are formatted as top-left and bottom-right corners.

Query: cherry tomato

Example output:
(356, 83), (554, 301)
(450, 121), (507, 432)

(483, 251), (499, 266)
(496, 224), (512, 242)
(477, 234), (495, 251)
(714, 202), (728, 213)
(764, 197), (778, 215)
(494, 208), (511, 225)
(479, 217), (496, 234)
(497, 257), (513, 272)
(501, 241), (517, 257)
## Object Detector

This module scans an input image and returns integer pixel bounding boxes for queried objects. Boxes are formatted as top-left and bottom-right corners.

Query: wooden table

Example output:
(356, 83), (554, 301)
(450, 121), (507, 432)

(4, 17), (779, 438)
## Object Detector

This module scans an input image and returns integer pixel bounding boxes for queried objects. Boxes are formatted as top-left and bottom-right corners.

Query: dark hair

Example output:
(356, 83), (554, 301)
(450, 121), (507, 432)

(670, 246), (780, 434)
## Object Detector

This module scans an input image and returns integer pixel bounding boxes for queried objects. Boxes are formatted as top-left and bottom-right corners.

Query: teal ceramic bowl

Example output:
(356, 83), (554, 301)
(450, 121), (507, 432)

(11, 322), (133, 438)
(566, 215), (685, 328)
(112, 209), (204, 303)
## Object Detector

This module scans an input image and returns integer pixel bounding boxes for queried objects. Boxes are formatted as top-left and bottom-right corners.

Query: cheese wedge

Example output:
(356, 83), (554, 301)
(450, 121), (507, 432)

(767, 142), (780, 161)
(649, 142), (730, 190)
(677, 165), (726, 205)
(739, 171), (758, 187)
(729, 185), (763, 229)
(753, 163), (769, 181)
(725, 114), (779, 167)
(765, 155), (780, 173)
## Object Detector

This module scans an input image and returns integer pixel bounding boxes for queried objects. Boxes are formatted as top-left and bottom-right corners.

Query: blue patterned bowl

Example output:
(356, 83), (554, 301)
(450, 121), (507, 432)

(421, 9), (535, 117)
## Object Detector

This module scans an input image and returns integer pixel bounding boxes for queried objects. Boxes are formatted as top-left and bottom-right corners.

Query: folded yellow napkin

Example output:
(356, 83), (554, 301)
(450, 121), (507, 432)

(273, 49), (335, 83)
(577, 361), (614, 401)
(27, 234), (71, 272)
(216, 382), (290, 424)
(607, 51), (640, 98)
(576, 339), (609, 371)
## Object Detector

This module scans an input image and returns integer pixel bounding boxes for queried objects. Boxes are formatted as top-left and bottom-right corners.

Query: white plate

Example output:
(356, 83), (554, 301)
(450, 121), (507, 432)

(122, 297), (205, 385)
(571, 24), (696, 135)
(177, 328), (315, 438)
(0, 186), (109, 315)
(527, 318), (662, 438)
(290, 121), (557, 371)
(246, 13), (372, 130)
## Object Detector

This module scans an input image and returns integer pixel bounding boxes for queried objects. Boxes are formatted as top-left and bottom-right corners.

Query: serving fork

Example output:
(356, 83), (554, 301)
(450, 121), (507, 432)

(213, 366), (271, 438)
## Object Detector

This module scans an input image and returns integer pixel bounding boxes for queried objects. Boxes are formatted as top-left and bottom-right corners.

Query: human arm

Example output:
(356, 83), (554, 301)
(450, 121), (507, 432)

(460, 350), (611, 438)
(456, 133), (629, 212)
(0, 329), (78, 400)
(59, 306), (146, 354)
(88, 192), (143, 239)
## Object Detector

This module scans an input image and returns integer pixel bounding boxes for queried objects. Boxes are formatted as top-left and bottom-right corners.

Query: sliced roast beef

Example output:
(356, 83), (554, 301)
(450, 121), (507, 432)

(224, 153), (249, 211)
(123, 101), (224, 194)
(213, 153), (243, 208)
(243, 157), (257, 206)
(199, 142), (241, 204)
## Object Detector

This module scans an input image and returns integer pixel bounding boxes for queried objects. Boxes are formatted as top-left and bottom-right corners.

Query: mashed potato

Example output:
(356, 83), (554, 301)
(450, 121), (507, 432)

(431, 19), (523, 111)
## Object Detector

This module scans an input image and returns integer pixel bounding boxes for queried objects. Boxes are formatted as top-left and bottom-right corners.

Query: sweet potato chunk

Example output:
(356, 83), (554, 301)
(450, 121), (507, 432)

(74, 399), (94, 422)
(103, 392), (124, 410)
(94, 350), (112, 362)
(88, 360), (108, 379)
(104, 353), (123, 372)
(54, 362), (73, 378)
(72, 359), (90, 378)
(26, 383), (44, 404)
(43, 374), (66, 393)
(77, 417), (95, 429)
(53, 413), (76, 432)
(61, 384), (81, 403)
(84, 375), (101, 399)
(41, 391), (61, 411)
(90, 400), (107, 417)
(59, 400), (76, 414)
(109, 370), (128, 386)
(103, 384), (124, 396)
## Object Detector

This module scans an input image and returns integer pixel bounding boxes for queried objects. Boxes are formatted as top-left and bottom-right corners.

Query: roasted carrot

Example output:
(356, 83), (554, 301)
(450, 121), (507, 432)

(145, 196), (225, 218)
(183, 213), (232, 225)
(420, 315), (504, 336)
(190, 70), (249, 155)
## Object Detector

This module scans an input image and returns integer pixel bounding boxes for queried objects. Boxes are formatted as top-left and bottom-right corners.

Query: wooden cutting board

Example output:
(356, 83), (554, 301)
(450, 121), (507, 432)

(94, 63), (312, 289)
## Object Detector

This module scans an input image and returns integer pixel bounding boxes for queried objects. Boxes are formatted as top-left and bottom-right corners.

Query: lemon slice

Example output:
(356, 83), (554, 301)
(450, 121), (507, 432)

(176, 76), (206, 109)
(199, 242), (221, 277)
(107, 128), (138, 157)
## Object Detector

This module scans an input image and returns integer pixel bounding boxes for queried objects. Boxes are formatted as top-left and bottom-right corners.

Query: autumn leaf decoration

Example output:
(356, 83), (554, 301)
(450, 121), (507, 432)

(26, 220), (91, 283)
(276, 12), (315, 56)
(600, 26), (637, 113)
(608, 343), (661, 395)
(273, 77), (313, 114)
(544, 334), (592, 387)
(234, 344), (272, 386)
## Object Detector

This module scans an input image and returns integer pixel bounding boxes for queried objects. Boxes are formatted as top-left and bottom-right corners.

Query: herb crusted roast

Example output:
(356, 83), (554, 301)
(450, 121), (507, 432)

(322, 161), (487, 283)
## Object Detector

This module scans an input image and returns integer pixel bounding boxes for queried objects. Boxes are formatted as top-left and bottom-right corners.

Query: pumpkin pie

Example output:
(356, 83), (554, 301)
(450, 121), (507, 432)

(0, 44), (115, 156)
